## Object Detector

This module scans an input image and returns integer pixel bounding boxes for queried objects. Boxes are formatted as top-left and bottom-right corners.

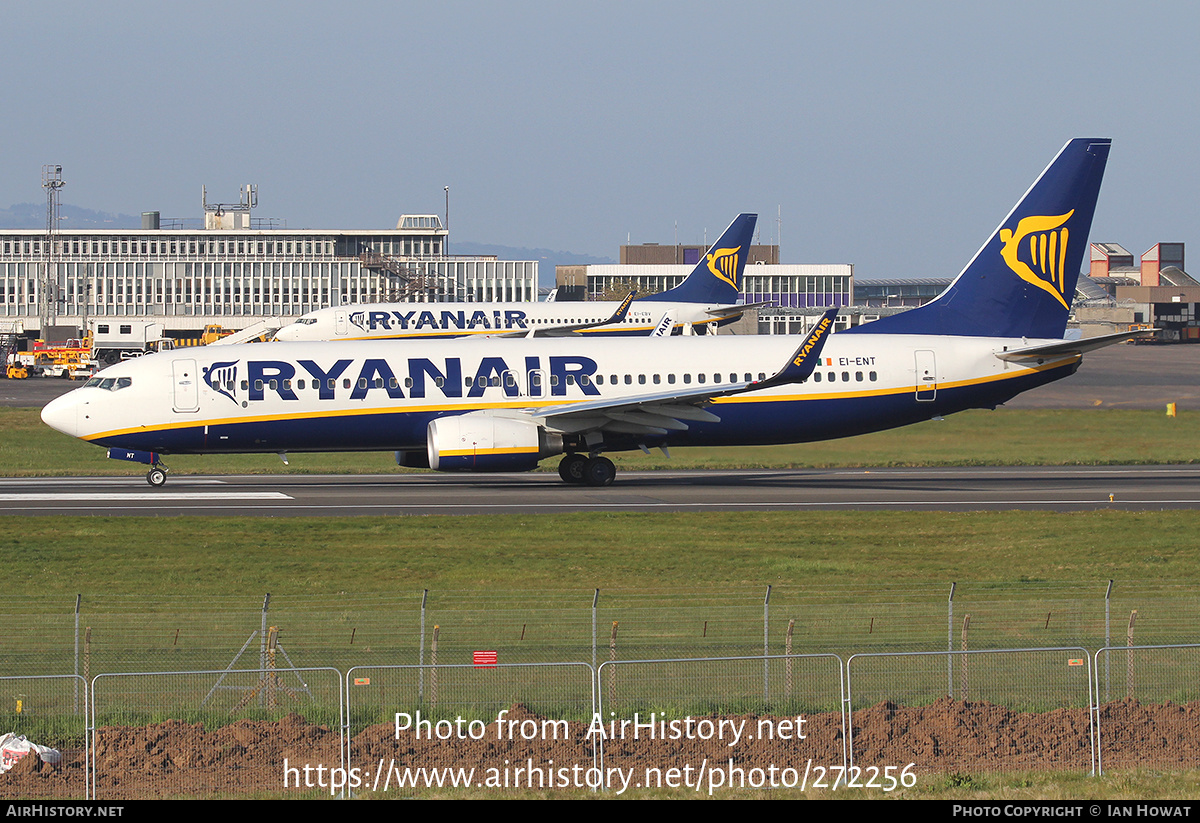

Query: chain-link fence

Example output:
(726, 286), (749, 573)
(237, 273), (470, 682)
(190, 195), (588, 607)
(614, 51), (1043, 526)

(6, 581), (1196, 677)
(596, 654), (846, 793)
(89, 668), (343, 799)
(1093, 644), (1200, 774)
(6, 583), (1200, 797)
(0, 675), (87, 800)
(4, 647), (1200, 797)
(846, 648), (1095, 773)
(346, 662), (595, 795)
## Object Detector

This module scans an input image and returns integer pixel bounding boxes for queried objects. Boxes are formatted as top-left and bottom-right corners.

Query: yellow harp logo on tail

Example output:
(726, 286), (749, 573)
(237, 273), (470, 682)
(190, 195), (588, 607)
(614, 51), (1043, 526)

(998, 210), (1074, 310)
(706, 245), (743, 290)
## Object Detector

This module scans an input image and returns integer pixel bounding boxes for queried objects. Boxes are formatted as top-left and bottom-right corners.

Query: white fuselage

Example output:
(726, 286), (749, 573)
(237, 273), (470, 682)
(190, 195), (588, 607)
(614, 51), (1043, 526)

(273, 299), (741, 341)
(41, 333), (1079, 459)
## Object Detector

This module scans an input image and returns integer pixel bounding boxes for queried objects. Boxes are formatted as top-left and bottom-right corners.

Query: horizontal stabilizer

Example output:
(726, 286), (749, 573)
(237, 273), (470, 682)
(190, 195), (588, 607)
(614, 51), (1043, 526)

(705, 300), (774, 316)
(995, 328), (1157, 361)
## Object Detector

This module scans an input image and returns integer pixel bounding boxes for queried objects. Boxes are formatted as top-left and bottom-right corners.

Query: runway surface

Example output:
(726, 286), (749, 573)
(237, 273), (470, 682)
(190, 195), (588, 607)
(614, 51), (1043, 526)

(3, 465), (1199, 516)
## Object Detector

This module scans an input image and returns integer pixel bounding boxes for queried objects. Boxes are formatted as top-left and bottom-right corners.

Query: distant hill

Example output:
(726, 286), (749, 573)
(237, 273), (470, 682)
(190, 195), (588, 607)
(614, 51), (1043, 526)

(0, 203), (142, 229)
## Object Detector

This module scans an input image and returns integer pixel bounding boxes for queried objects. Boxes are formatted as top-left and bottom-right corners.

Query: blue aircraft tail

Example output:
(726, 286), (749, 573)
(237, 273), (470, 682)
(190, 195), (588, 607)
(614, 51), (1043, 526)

(847, 138), (1111, 339)
(642, 213), (757, 304)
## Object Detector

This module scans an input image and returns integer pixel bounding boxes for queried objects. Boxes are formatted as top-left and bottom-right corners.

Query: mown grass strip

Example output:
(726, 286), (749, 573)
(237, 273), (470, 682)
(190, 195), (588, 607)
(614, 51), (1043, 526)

(7, 510), (1200, 597)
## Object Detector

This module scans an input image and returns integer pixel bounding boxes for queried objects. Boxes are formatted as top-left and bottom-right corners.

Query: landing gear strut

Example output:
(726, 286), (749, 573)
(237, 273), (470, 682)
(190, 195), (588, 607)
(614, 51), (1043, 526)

(558, 453), (616, 487)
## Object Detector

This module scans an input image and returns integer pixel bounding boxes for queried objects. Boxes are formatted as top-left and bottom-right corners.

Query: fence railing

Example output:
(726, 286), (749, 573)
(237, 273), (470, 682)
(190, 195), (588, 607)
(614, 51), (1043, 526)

(10, 582), (1200, 679)
(4, 642), (1200, 798)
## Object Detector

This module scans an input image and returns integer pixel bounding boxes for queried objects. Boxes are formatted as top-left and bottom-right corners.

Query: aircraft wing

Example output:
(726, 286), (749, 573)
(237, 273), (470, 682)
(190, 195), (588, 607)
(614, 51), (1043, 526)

(496, 291), (637, 338)
(534, 308), (837, 436)
(994, 327), (1158, 361)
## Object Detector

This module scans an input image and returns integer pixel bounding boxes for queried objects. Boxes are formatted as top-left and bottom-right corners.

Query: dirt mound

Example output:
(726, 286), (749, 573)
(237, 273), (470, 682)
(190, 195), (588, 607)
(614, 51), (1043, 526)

(3, 700), (1196, 798)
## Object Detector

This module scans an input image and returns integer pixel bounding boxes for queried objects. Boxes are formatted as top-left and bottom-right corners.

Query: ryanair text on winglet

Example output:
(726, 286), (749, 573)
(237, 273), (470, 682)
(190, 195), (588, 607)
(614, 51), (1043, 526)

(792, 317), (833, 368)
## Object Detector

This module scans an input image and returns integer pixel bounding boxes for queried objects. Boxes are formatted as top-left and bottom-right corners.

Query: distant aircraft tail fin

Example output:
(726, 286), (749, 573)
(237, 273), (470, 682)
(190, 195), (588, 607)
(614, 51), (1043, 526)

(642, 213), (757, 305)
(847, 138), (1110, 339)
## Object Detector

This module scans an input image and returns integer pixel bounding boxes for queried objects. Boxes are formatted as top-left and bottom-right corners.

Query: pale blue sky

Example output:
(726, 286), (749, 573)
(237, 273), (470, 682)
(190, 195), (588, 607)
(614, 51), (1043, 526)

(2, 1), (1196, 278)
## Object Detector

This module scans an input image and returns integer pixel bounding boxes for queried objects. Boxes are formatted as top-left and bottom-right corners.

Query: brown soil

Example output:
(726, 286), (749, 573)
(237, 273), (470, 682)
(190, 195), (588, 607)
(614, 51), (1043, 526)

(3, 698), (1197, 798)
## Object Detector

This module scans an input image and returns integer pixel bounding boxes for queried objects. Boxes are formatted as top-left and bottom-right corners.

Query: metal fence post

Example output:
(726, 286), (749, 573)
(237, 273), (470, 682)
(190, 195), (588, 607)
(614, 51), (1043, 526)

(592, 589), (599, 671)
(260, 594), (270, 670)
(1104, 579), (1113, 702)
(763, 585), (772, 701)
(74, 594), (81, 714)
(419, 589), (427, 703)
(947, 582), (956, 695)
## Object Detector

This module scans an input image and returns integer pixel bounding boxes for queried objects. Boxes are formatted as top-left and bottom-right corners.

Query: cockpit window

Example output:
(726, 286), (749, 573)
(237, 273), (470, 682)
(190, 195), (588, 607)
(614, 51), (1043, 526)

(297, 317), (318, 325)
(87, 376), (132, 391)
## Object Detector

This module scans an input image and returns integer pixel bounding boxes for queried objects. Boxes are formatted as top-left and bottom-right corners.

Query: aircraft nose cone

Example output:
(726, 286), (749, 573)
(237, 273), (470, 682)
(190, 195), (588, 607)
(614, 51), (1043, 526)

(41, 392), (80, 438)
(273, 324), (298, 341)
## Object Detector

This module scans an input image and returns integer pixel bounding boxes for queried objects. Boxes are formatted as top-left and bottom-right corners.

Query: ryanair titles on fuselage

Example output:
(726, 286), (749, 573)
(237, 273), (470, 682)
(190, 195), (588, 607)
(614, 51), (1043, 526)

(202, 354), (604, 405)
(350, 308), (534, 333)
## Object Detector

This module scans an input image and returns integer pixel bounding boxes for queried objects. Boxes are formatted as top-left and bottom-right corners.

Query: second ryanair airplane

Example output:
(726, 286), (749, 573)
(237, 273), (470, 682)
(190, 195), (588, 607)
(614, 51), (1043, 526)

(43, 138), (1128, 487)
(273, 213), (761, 341)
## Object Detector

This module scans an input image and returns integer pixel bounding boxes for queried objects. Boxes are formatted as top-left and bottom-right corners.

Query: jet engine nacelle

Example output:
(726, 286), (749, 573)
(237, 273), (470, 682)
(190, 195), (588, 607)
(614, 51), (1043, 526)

(427, 413), (563, 472)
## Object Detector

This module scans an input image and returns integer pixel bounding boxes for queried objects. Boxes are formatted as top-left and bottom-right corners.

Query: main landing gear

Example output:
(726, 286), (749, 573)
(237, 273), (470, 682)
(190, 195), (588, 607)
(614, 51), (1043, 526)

(558, 453), (616, 487)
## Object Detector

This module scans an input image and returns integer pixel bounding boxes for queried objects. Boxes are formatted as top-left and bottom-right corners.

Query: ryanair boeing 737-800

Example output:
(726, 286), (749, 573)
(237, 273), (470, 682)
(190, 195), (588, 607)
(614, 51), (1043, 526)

(42, 139), (1131, 487)
(273, 213), (761, 342)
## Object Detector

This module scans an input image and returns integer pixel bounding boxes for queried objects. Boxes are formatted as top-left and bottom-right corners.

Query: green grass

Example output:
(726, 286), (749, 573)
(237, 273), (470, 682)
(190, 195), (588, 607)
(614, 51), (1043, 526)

(5, 511), (1200, 677)
(7, 510), (1200, 594)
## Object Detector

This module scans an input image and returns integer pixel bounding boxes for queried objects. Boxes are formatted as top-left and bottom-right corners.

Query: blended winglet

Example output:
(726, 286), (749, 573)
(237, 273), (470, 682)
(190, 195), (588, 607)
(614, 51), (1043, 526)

(755, 308), (838, 389)
(650, 310), (676, 337)
(506, 290), (637, 338)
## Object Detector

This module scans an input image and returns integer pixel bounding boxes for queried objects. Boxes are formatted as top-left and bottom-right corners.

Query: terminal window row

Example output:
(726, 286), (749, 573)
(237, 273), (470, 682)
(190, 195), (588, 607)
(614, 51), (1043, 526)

(0, 237), (445, 258)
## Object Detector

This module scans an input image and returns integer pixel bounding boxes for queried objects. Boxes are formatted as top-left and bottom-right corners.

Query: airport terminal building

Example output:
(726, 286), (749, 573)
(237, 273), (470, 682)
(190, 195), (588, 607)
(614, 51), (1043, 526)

(556, 241), (854, 334)
(0, 212), (538, 336)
